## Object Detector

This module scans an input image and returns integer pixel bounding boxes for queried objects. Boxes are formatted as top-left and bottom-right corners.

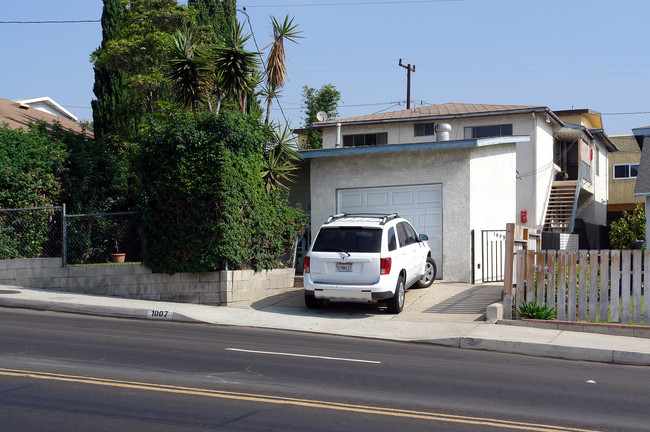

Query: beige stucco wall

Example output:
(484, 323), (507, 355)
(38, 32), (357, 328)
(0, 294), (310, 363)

(609, 135), (643, 206)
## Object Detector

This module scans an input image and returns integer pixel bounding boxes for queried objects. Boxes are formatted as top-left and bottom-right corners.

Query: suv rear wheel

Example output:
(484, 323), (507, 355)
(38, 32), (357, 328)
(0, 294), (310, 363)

(305, 292), (323, 309)
(387, 275), (405, 314)
(415, 256), (437, 288)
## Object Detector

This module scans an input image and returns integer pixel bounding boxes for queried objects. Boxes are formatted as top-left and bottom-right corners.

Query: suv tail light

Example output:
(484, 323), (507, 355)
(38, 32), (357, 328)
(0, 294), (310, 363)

(303, 256), (310, 273)
(380, 257), (391, 275)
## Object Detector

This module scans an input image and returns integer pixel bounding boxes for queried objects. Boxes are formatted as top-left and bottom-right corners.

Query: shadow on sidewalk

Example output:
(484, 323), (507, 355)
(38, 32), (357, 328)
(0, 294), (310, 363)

(249, 288), (408, 319)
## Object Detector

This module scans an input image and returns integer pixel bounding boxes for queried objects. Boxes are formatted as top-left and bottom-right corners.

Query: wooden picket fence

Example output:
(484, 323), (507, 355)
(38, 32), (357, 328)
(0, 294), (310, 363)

(506, 249), (649, 324)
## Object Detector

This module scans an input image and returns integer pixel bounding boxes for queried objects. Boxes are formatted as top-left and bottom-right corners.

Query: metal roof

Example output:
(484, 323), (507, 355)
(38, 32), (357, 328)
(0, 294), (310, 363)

(312, 102), (562, 128)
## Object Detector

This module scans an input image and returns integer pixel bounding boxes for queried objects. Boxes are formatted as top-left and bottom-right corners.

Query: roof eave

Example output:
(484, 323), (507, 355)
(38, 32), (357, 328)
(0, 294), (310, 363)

(299, 136), (530, 159)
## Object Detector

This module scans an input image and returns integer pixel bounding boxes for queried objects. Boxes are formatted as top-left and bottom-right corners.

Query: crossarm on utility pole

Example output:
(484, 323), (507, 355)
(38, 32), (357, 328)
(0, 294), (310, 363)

(398, 59), (416, 109)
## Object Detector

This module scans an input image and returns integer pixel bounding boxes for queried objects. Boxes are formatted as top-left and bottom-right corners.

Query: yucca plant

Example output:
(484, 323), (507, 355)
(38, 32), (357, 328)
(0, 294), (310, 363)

(515, 300), (558, 320)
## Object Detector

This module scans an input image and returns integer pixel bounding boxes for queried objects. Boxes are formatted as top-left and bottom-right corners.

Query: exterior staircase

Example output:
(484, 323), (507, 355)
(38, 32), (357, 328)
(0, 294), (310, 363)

(544, 180), (577, 232)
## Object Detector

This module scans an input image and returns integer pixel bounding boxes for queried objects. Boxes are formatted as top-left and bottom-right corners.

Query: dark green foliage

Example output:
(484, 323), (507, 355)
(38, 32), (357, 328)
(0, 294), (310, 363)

(91, 0), (192, 137)
(0, 124), (67, 209)
(92, 0), (136, 143)
(301, 84), (341, 149)
(188, 0), (237, 45)
(609, 204), (645, 250)
(0, 124), (67, 258)
(212, 23), (260, 113)
(57, 125), (127, 214)
(136, 110), (306, 273)
(515, 301), (558, 320)
(168, 28), (213, 111)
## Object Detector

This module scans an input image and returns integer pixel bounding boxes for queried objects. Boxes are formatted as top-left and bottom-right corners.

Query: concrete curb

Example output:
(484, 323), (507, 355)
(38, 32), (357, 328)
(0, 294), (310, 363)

(4, 288), (650, 367)
(0, 298), (201, 323)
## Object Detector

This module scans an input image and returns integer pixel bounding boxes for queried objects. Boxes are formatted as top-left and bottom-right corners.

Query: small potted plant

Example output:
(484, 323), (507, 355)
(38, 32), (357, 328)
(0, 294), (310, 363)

(555, 171), (568, 180)
(110, 240), (126, 263)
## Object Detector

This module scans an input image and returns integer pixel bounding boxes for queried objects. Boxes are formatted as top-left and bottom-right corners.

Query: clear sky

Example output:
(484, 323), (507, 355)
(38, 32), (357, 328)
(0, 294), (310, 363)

(1, 0), (648, 136)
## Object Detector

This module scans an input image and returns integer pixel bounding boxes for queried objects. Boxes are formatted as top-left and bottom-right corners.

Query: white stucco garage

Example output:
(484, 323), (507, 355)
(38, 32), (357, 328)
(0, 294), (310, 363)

(301, 138), (522, 282)
(337, 184), (443, 277)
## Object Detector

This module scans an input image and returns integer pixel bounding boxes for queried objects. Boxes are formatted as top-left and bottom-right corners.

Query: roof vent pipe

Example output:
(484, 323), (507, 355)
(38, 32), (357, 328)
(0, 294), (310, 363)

(435, 123), (452, 141)
(335, 123), (342, 147)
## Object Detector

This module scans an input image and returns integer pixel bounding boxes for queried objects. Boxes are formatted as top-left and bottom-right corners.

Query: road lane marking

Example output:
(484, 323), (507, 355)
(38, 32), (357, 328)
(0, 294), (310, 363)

(225, 348), (381, 364)
(0, 367), (601, 432)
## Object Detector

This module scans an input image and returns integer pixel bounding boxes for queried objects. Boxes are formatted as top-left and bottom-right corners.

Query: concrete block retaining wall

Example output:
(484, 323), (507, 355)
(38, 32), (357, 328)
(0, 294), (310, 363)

(0, 258), (295, 307)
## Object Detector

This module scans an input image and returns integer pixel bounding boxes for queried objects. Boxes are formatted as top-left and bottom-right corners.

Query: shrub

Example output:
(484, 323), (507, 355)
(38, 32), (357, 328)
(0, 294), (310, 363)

(609, 204), (645, 250)
(0, 124), (67, 258)
(136, 110), (306, 273)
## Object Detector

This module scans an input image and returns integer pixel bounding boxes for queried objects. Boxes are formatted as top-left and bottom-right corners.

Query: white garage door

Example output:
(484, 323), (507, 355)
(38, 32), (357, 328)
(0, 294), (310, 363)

(337, 184), (443, 278)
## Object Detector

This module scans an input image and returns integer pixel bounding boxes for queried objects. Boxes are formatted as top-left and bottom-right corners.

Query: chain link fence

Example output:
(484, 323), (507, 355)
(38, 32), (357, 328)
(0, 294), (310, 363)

(0, 206), (142, 265)
(0, 207), (62, 259)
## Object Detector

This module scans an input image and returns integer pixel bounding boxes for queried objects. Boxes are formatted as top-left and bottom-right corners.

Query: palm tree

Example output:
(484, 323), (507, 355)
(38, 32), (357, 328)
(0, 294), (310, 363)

(261, 123), (303, 194)
(212, 23), (260, 113)
(167, 28), (212, 112)
(264, 15), (302, 125)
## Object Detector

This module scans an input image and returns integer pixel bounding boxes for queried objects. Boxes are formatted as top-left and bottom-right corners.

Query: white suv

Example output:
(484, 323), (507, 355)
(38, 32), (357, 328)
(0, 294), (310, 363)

(303, 213), (436, 314)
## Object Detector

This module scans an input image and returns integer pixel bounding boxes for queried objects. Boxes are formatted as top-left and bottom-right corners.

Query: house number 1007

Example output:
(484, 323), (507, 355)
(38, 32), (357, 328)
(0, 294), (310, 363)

(147, 310), (174, 320)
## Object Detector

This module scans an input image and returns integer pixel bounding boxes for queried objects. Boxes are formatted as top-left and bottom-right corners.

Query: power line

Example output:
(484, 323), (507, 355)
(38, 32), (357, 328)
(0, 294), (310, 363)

(0, 13), (199, 25)
(0, 0), (461, 25)
(0, 19), (100, 24)
(603, 111), (650, 116)
(243, 0), (462, 7)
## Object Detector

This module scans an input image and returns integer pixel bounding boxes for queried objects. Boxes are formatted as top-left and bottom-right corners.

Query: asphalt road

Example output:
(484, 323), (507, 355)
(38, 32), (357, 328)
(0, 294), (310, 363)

(1, 308), (649, 431)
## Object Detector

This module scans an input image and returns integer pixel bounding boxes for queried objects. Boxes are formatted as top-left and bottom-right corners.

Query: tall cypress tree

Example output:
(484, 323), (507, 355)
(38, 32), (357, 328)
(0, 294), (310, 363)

(188, 0), (237, 44)
(89, 0), (133, 211)
(91, 0), (133, 143)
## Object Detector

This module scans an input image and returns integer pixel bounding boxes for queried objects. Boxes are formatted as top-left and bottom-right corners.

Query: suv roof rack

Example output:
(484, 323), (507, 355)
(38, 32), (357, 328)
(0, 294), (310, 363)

(324, 213), (400, 225)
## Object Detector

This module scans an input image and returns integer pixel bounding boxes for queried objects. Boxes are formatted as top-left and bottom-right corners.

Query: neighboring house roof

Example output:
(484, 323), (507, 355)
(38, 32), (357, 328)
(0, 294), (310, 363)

(13, 96), (78, 122)
(0, 97), (92, 138)
(313, 102), (564, 128)
(632, 126), (650, 149)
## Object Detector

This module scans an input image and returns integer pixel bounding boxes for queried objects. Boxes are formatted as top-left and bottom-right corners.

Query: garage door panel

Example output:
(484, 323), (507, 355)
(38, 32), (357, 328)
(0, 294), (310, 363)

(417, 189), (441, 204)
(341, 193), (364, 208)
(337, 184), (443, 278)
(392, 191), (415, 205)
(417, 213), (441, 235)
(367, 192), (389, 207)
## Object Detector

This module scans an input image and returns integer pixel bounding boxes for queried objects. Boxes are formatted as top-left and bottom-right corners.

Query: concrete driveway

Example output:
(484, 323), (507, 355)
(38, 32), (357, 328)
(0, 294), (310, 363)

(246, 281), (504, 323)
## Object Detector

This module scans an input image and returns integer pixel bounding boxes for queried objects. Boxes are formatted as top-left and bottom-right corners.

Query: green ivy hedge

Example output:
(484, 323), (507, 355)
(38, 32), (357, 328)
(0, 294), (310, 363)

(0, 124), (67, 258)
(136, 110), (306, 273)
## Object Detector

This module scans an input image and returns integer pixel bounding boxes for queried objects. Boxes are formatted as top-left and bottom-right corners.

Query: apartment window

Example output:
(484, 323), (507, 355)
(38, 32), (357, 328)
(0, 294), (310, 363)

(464, 124), (513, 139)
(613, 163), (639, 179)
(414, 123), (435, 137)
(342, 132), (388, 147)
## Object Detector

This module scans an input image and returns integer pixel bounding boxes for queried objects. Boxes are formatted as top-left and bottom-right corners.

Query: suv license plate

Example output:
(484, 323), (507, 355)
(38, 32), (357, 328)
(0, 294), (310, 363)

(336, 263), (353, 272)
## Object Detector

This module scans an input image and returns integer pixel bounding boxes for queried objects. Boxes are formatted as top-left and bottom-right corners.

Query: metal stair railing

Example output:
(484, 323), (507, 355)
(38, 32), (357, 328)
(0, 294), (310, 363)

(568, 162), (583, 233)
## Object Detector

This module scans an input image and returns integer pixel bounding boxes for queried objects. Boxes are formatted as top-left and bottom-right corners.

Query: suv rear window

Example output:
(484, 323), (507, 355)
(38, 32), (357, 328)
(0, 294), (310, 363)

(312, 227), (382, 253)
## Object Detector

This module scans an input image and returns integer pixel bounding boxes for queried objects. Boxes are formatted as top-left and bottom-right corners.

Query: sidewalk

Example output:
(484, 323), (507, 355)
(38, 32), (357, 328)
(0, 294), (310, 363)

(2, 282), (650, 366)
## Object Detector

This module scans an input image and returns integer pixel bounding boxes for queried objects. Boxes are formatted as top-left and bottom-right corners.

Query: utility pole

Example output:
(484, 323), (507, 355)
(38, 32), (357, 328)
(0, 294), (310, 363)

(398, 59), (415, 109)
